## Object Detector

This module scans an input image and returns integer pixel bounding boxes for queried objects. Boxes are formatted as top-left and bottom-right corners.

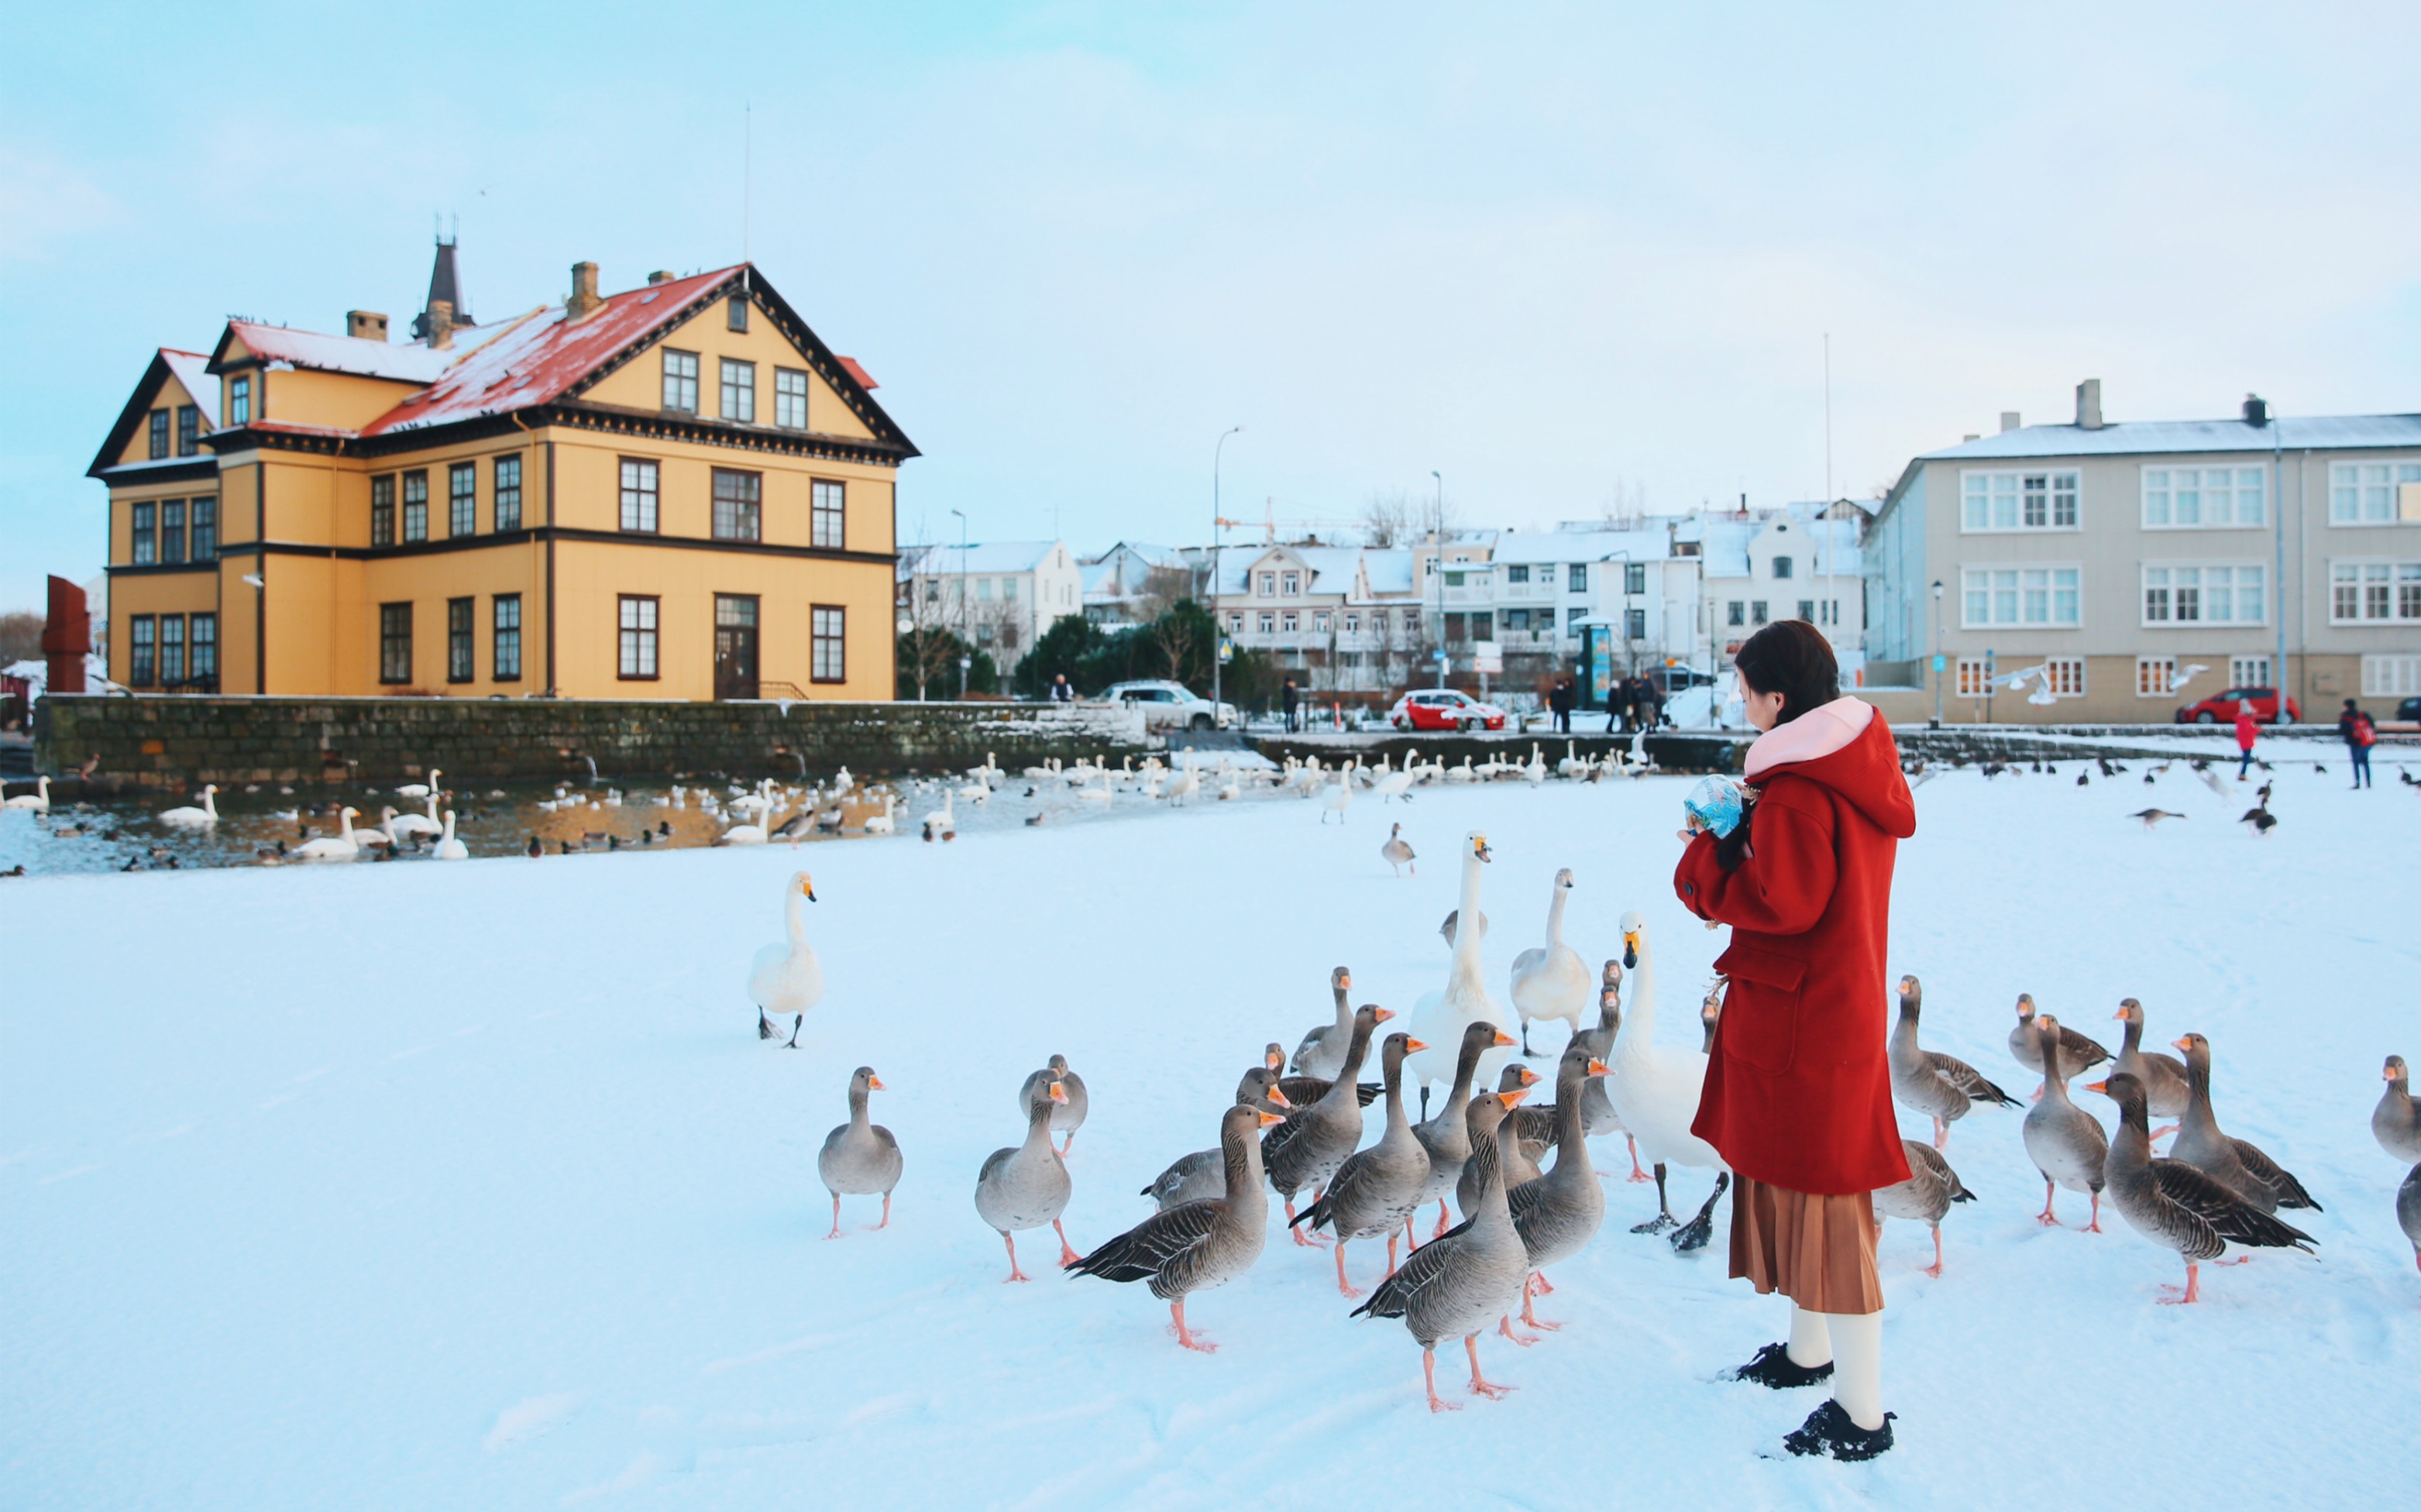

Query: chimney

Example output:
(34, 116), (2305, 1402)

(647, 270), (676, 285)
(566, 261), (604, 322)
(2075, 378), (2104, 430)
(347, 310), (390, 342)
(2000, 411), (2021, 433)
(425, 299), (455, 350)
(2243, 393), (2270, 427)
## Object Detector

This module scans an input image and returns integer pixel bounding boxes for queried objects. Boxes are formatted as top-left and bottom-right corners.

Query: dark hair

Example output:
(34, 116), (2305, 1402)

(1733, 620), (1839, 726)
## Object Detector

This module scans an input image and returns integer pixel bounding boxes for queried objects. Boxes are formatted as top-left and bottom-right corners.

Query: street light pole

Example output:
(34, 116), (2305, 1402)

(1930, 579), (1945, 728)
(1212, 425), (1242, 717)
(1431, 470), (1445, 686)
(951, 507), (969, 699)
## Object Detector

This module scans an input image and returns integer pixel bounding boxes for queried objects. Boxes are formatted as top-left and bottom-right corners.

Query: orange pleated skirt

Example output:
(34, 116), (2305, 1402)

(1729, 1173), (1884, 1315)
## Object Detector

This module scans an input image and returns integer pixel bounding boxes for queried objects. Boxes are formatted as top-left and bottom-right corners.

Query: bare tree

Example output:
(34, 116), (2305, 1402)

(1133, 565), (1194, 624)
(0, 611), (42, 665)
(1359, 488), (1414, 548)
(897, 553), (965, 699)
(1598, 476), (1650, 531)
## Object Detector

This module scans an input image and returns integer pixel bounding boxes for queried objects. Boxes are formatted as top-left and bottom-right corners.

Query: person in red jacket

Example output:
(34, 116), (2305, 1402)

(1673, 619), (1915, 1462)
(2234, 703), (2260, 779)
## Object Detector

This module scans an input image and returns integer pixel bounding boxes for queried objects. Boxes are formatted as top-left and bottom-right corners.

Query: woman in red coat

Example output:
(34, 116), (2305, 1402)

(1673, 620), (1915, 1462)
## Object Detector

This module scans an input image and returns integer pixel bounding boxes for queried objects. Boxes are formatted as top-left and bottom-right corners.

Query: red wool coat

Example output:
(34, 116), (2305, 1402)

(1674, 709), (1916, 1195)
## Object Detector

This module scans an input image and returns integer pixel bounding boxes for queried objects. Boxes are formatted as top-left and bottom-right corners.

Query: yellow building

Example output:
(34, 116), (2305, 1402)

(88, 249), (916, 700)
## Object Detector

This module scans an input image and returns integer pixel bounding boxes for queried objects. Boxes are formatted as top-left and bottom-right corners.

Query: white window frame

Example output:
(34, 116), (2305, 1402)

(2363, 654), (2421, 698)
(1960, 468), (2081, 534)
(2328, 460), (2421, 527)
(1959, 564), (2082, 629)
(2141, 464), (2267, 529)
(2230, 655), (2272, 689)
(2136, 655), (2179, 698)
(1281, 572), (1301, 596)
(1955, 657), (1993, 697)
(2141, 562), (2268, 627)
(2044, 657), (2086, 698)
(2330, 559), (2421, 624)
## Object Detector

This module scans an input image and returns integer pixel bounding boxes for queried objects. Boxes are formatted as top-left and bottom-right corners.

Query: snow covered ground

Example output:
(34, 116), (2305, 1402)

(5, 751), (2417, 1508)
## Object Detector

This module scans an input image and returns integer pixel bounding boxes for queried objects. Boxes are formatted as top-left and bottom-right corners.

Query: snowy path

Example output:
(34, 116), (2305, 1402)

(4, 760), (2416, 1508)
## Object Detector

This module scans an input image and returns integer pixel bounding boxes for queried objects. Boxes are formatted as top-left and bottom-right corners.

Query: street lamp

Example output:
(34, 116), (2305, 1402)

(1211, 425), (1242, 717)
(1431, 470), (1445, 686)
(1930, 579), (1945, 728)
(951, 507), (970, 699)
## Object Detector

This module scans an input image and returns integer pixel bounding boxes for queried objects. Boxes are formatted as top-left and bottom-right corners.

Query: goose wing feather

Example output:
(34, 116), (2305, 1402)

(2150, 1158), (2316, 1253)
(1351, 1217), (1477, 1320)
(1930, 1052), (2020, 1108)
(1067, 1200), (1221, 1283)
(2229, 1138), (2322, 1211)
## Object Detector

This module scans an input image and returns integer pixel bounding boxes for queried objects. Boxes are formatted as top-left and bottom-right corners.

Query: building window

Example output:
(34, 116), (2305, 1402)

(1003, 578), (1020, 603)
(1414, 609), (1430, 629)
(727, 294), (749, 332)
(131, 500), (156, 565)
(812, 479), (845, 548)
(1626, 562), (1647, 595)
(190, 497), (215, 562)
(812, 605), (846, 682)
(1956, 656), (1993, 697)
(2144, 466), (2265, 528)
(2137, 656), (2179, 697)
(2044, 657), (2085, 697)
(493, 594), (522, 682)
(1626, 607), (1648, 639)
(160, 500), (187, 565)
(2363, 654), (2421, 697)
(493, 455), (522, 532)
(1751, 601), (1769, 625)
(1228, 612), (1244, 632)
(720, 359), (755, 422)
(2330, 560), (2421, 623)
(230, 376), (251, 425)
(1281, 611), (1298, 632)
(1344, 612), (1360, 633)
(1796, 599), (1815, 623)
(1472, 612), (1493, 641)
(2230, 655), (2272, 689)
(775, 367), (810, 429)
(446, 596), (475, 682)
(190, 613), (217, 687)
(1507, 564), (1530, 584)
(977, 577), (995, 602)
(1258, 612), (1275, 633)
(1281, 572), (1301, 596)
(177, 405), (200, 456)
(617, 596), (659, 679)
(160, 614), (185, 687)
(380, 603), (413, 684)
(1444, 572), (1464, 588)
(129, 615), (156, 686)
(1568, 563), (1587, 592)
(619, 459), (659, 533)
(148, 408), (170, 459)
(1773, 556), (1793, 579)
(1962, 566), (2082, 627)
(401, 470), (428, 542)
(2329, 461), (2421, 525)
(371, 476), (395, 546)
(1505, 608), (1529, 631)
(662, 349), (700, 412)
(1725, 600), (1743, 627)
(711, 470), (761, 541)
(1962, 469), (2080, 531)
(449, 462), (476, 536)
(1257, 572), (1276, 596)
(2144, 564), (2265, 625)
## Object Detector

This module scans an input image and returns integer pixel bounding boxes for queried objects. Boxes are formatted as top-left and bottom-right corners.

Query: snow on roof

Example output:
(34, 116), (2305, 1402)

(159, 349), (218, 427)
(219, 321), (473, 384)
(1359, 548), (1415, 596)
(1489, 527), (1673, 565)
(363, 269), (738, 437)
(1922, 413), (2421, 461)
(903, 540), (1064, 576)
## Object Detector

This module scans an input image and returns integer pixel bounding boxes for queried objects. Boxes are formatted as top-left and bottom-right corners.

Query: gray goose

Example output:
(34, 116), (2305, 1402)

(817, 1066), (904, 1238)
(2167, 1033), (2321, 1215)
(1575, 969), (1650, 1183)
(1503, 1064), (1553, 1165)
(2008, 992), (2111, 1099)
(1439, 908), (1487, 948)
(1505, 1043), (1611, 1331)
(1409, 1020), (1518, 1243)
(2020, 1017), (2109, 1231)
(1068, 1102), (1284, 1351)
(2374, 1057), (2421, 1163)
(975, 1074), (1076, 1281)
(1295, 1033), (1435, 1295)
(2110, 998), (2191, 1138)
(1352, 1089), (1532, 1411)
(2400, 1162), (2421, 1277)
(1463, 1071), (1545, 1218)
(1017, 1054), (1088, 1156)
(2088, 1072), (2316, 1303)
(1264, 1003), (1391, 1245)
(1140, 1065), (1294, 1211)
(1290, 967), (1357, 1080)
(1871, 1139), (1975, 1277)
(1271, 1034), (1380, 1112)
(1889, 975), (2020, 1148)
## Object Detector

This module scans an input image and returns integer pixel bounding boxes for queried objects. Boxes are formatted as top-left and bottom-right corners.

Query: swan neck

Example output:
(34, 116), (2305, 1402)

(1618, 938), (1657, 1051)
(1545, 885), (1569, 943)
(785, 888), (807, 947)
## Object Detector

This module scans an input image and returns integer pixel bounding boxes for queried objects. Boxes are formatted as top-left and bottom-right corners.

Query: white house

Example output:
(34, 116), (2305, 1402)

(899, 540), (1083, 676)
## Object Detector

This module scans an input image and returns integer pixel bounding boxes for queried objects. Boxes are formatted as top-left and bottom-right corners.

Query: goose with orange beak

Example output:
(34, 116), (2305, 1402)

(975, 1075), (1077, 1282)
(1295, 1032), (1432, 1295)
(818, 1067), (903, 1238)
(2086, 1072), (2314, 1304)
(1506, 1044), (1613, 1330)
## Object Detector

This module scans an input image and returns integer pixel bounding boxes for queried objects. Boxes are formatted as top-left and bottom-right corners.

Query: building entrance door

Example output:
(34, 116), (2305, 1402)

(714, 594), (759, 700)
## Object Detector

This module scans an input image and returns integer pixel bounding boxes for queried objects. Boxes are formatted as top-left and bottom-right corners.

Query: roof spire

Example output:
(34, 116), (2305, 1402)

(411, 229), (470, 341)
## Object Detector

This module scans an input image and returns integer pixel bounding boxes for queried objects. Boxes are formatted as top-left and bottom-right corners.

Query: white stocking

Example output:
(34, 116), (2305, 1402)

(1821, 1310), (1885, 1431)
(1785, 1304), (1832, 1369)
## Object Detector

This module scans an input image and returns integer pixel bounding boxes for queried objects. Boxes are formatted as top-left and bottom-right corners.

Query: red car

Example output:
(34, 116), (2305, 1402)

(1388, 688), (1509, 732)
(2176, 686), (2301, 724)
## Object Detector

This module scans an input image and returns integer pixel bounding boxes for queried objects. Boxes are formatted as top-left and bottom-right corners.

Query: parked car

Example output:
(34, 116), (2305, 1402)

(2399, 696), (2421, 723)
(1387, 688), (1510, 732)
(1099, 679), (1237, 730)
(2175, 686), (2302, 724)
(1652, 666), (1718, 694)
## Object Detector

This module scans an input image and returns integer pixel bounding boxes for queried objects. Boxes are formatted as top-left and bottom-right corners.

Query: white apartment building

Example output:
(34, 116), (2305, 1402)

(1697, 502), (1868, 675)
(1078, 541), (1192, 627)
(898, 539), (1082, 676)
(1210, 541), (1426, 693)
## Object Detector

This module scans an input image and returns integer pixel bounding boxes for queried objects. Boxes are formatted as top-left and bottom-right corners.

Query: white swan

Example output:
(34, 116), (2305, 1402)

(1509, 867), (1591, 1057)
(433, 810), (469, 861)
(1405, 831), (1511, 1115)
(1319, 767), (1353, 823)
(718, 816), (769, 844)
(395, 768), (441, 800)
(3, 775), (50, 813)
(353, 807), (398, 849)
(159, 784), (221, 827)
(1605, 909), (1726, 1240)
(863, 793), (897, 835)
(390, 790), (442, 839)
(1522, 743), (1549, 785)
(291, 806), (363, 861)
(747, 871), (824, 1046)
(1080, 770), (1114, 805)
(917, 785), (954, 833)
(1165, 764), (1202, 806)
(1375, 751), (1418, 803)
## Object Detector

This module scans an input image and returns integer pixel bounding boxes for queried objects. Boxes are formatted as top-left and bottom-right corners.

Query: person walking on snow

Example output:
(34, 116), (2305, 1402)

(2337, 697), (2376, 789)
(1673, 619), (1916, 1462)
(2234, 703), (2260, 780)
(1281, 677), (1300, 734)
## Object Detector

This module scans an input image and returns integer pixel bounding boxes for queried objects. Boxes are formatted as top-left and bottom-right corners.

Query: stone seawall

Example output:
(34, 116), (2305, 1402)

(33, 696), (1150, 791)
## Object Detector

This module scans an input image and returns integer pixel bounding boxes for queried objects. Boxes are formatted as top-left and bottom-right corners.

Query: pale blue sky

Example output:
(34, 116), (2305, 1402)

(5, 2), (2419, 608)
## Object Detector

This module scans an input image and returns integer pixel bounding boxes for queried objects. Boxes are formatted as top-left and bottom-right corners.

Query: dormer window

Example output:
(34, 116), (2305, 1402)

(147, 408), (169, 459)
(177, 406), (200, 455)
(230, 376), (251, 425)
(1773, 556), (1793, 579)
(1281, 572), (1301, 596)
(727, 294), (749, 332)
(1257, 571), (1276, 596)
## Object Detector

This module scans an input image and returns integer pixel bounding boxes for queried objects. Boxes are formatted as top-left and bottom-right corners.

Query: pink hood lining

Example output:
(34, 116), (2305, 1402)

(1743, 696), (1877, 782)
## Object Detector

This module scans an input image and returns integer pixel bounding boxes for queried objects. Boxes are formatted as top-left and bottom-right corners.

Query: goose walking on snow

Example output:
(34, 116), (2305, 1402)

(1018, 1054), (1089, 1155)
(1889, 975), (2019, 1148)
(2376, 1057), (2421, 1163)
(1140, 1067), (1293, 1211)
(2020, 1015), (2110, 1231)
(1871, 1139), (1975, 1277)
(1264, 1004), (1391, 1242)
(2111, 998), (2192, 1140)
(1607, 912), (1729, 1250)
(818, 1067), (903, 1236)
(2167, 1033), (2320, 1215)
(159, 785), (220, 827)
(2088, 1073), (2316, 1303)
(746, 871), (823, 1046)
(1071, 1102), (1285, 1351)
(1290, 967), (1357, 1081)
(1295, 1033), (1433, 1296)
(975, 1076), (1077, 1281)
(1505, 1043), (1611, 1329)
(1381, 824), (1417, 877)
(1411, 1021), (1518, 1243)
(1508, 868), (1589, 1057)
(2008, 992), (2110, 1099)
(1576, 966), (1650, 1183)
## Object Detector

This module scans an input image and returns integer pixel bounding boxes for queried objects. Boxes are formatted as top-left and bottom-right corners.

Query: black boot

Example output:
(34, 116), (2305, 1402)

(1782, 1400), (1895, 1461)
(1724, 1342), (1834, 1389)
